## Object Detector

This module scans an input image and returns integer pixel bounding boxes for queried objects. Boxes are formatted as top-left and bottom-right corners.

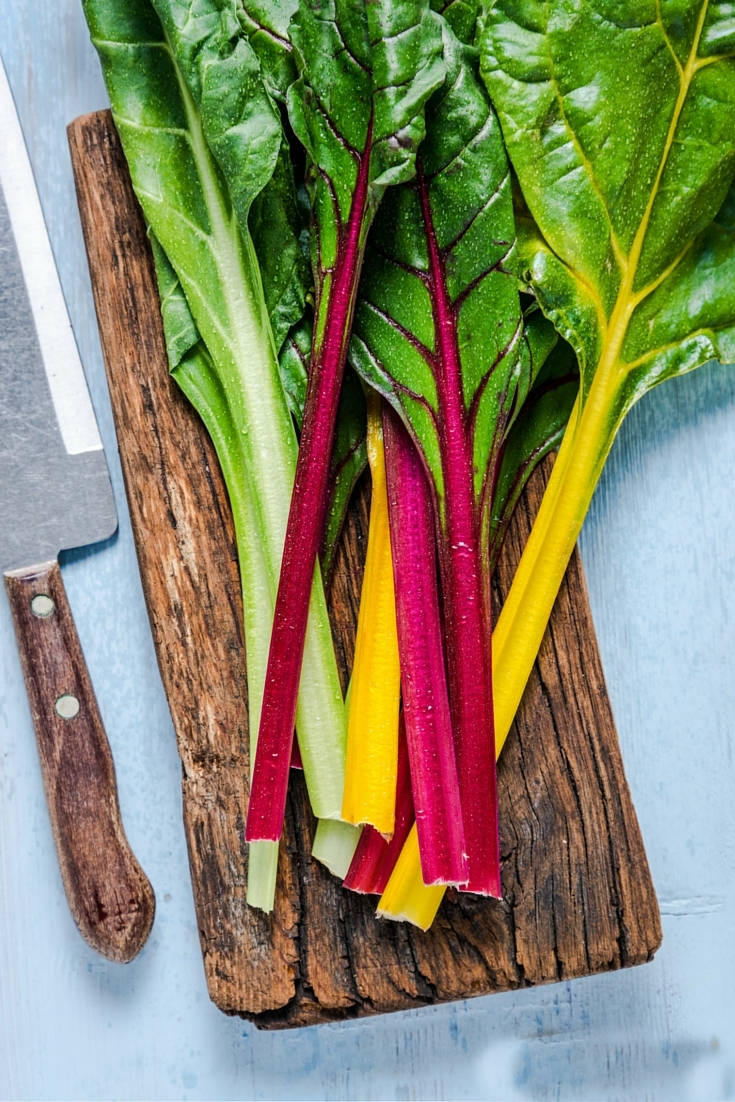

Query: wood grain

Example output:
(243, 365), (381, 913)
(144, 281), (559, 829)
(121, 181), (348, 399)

(68, 110), (661, 1028)
(4, 560), (155, 962)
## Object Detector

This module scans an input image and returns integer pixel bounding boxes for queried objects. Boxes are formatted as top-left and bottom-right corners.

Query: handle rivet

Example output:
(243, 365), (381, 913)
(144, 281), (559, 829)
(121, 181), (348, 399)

(31, 594), (55, 618)
(55, 694), (80, 720)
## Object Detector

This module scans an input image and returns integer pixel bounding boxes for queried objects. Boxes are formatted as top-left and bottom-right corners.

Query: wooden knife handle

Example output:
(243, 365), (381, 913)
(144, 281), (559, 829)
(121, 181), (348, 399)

(4, 560), (155, 962)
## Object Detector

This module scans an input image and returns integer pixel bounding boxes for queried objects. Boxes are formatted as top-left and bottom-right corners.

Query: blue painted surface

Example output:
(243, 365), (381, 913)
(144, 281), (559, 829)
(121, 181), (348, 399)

(1, 7), (734, 1100)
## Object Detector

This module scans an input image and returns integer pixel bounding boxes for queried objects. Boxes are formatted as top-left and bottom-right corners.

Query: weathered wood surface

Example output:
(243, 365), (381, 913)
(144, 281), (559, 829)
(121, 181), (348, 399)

(68, 110), (661, 1028)
(4, 561), (155, 963)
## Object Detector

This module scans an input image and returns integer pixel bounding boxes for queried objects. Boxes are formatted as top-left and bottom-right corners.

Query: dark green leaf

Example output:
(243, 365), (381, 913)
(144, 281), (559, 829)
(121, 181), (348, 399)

(431, 0), (480, 45)
(236, 0), (299, 100)
(287, 0), (447, 306)
(478, 1), (735, 747)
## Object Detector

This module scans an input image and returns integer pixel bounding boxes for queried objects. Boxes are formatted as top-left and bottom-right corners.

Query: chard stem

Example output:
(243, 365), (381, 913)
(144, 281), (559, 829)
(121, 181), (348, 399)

(342, 397), (401, 835)
(311, 819), (361, 878)
(344, 717), (414, 895)
(377, 365), (624, 924)
(246, 140), (373, 843)
(417, 164), (500, 896)
(493, 371), (621, 746)
(376, 825), (445, 930)
(383, 406), (467, 887)
(172, 363), (281, 910)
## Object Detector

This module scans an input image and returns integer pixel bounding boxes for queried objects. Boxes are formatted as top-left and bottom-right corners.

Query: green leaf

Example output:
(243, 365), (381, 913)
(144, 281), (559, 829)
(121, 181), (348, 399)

(480, 0), (735, 416)
(287, 0), (447, 309)
(150, 0), (281, 220)
(149, 231), (201, 368)
(235, 0), (299, 100)
(350, 25), (525, 539)
(151, 0), (308, 351)
(248, 146), (310, 353)
(350, 24), (542, 894)
(236, 0), (370, 545)
(431, 0), (480, 45)
(479, 0), (735, 749)
(153, 0), (368, 537)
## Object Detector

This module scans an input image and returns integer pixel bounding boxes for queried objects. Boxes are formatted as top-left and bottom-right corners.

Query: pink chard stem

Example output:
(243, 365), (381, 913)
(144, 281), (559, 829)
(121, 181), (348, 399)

(245, 141), (372, 844)
(417, 165), (500, 897)
(383, 405), (467, 886)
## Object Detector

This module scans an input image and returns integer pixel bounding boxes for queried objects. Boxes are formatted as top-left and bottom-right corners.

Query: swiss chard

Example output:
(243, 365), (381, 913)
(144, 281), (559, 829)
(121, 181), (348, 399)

(84, 0), (346, 910)
(149, 0), (308, 356)
(341, 396), (401, 837)
(234, 0), (370, 569)
(480, 0), (735, 738)
(349, 24), (544, 894)
(344, 713), (414, 895)
(383, 405), (467, 885)
(246, 0), (446, 846)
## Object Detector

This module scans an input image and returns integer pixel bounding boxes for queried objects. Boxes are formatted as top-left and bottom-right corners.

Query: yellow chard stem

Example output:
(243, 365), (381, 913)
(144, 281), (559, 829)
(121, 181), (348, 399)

(378, 364), (624, 928)
(342, 395), (402, 835)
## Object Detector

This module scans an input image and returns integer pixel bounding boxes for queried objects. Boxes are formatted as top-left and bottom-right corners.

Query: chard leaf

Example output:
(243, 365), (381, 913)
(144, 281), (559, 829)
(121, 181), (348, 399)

(235, 0), (370, 551)
(287, 0), (446, 292)
(148, 1), (367, 561)
(149, 232), (202, 369)
(152, 0), (308, 350)
(248, 143), (309, 354)
(480, 0), (735, 417)
(231, 0), (311, 350)
(478, 1), (735, 748)
(150, 0), (281, 221)
(235, 0), (299, 101)
(431, 0), (480, 44)
(350, 26), (527, 553)
(246, 0), (446, 847)
(349, 26), (533, 894)
(84, 0), (347, 904)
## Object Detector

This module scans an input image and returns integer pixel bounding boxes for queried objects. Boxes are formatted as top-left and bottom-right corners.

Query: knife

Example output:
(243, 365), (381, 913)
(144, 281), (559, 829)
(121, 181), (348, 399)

(0, 59), (155, 963)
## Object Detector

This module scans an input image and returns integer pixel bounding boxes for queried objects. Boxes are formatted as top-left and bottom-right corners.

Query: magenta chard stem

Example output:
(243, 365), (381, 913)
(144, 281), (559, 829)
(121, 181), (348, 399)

(417, 165), (500, 897)
(245, 141), (373, 844)
(383, 405), (467, 886)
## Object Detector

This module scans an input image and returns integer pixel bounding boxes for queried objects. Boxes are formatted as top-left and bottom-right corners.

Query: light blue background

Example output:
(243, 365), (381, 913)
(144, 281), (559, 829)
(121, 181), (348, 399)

(1, 6), (734, 1100)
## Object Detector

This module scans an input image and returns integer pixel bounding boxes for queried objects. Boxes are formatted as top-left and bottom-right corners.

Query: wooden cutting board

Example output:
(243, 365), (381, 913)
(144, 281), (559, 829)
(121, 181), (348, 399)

(68, 110), (662, 1029)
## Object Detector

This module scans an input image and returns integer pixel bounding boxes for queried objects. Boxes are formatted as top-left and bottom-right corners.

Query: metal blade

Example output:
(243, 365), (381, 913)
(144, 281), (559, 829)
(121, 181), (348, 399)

(0, 59), (117, 573)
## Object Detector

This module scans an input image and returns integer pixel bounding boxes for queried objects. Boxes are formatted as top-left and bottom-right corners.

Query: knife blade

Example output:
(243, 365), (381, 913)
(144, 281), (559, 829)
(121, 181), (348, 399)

(0, 58), (154, 963)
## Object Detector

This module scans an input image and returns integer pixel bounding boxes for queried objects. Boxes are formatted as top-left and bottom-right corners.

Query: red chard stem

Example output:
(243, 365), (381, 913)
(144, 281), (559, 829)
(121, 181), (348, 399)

(383, 406), (468, 886)
(245, 146), (372, 843)
(417, 165), (501, 897)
